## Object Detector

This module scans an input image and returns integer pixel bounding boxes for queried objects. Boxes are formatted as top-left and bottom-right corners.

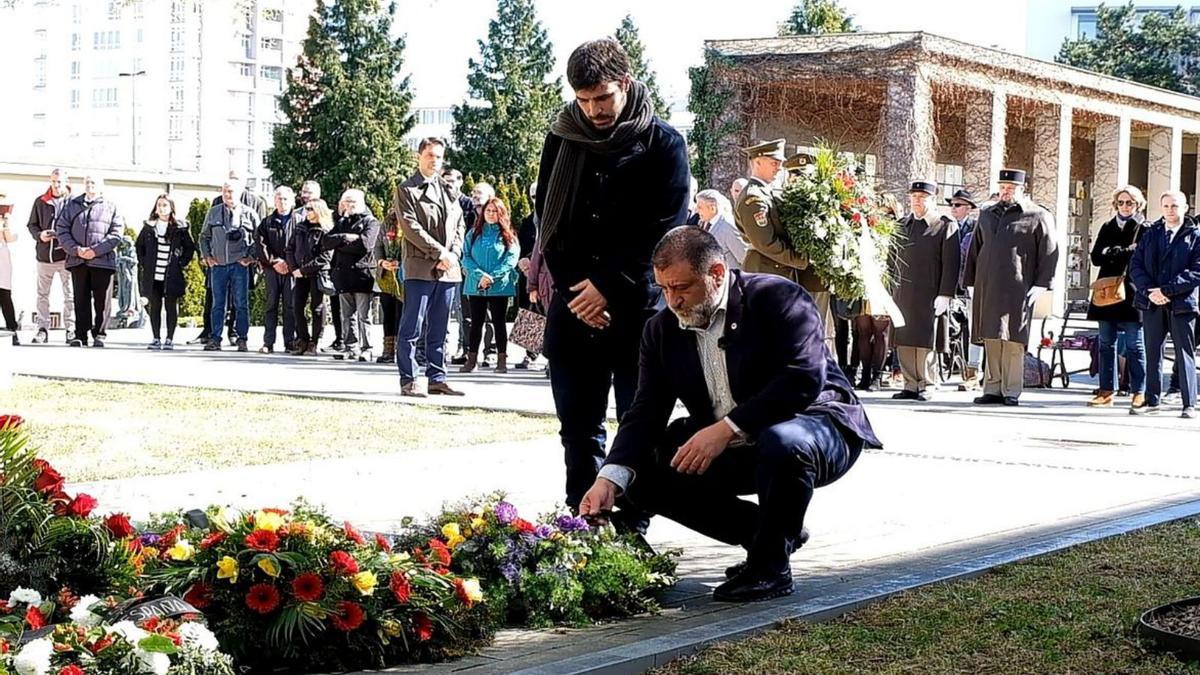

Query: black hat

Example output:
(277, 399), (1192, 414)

(908, 180), (937, 196)
(998, 168), (1027, 185)
(945, 189), (977, 208)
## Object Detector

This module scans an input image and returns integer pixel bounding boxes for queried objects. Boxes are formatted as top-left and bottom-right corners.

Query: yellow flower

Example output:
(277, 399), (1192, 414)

(470, 516), (487, 531)
(351, 570), (378, 596)
(388, 552), (411, 565)
(166, 539), (194, 562)
(216, 556), (239, 583)
(441, 522), (465, 549)
(460, 578), (484, 604)
(257, 557), (281, 578)
(254, 510), (285, 532)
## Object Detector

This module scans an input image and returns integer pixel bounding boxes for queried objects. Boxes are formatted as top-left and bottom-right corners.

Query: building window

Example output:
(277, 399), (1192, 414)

(33, 140), (46, 148)
(261, 37), (282, 51)
(237, 63), (253, 78)
(33, 57), (47, 88)
(170, 56), (184, 82)
(260, 66), (282, 81)
(70, 33), (80, 51)
(243, 8), (255, 31)
(93, 31), (121, 51)
(72, 4), (81, 24)
(261, 150), (271, 166)
(170, 85), (184, 112)
(70, 89), (80, 109)
(137, 28), (144, 44)
(171, 0), (187, 23)
(241, 34), (254, 59)
(92, 87), (118, 109)
(263, 8), (283, 22)
(1074, 11), (1098, 40)
(70, 61), (81, 80)
(247, 93), (256, 117)
(169, 114), (183, 141)
(247, 121), (256, 146)
(34, 29), (47, 44)
(107, 1), (122, 20)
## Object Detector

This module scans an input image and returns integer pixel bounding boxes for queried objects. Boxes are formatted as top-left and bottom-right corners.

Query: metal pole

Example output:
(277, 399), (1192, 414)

(118, 70), (146, 167)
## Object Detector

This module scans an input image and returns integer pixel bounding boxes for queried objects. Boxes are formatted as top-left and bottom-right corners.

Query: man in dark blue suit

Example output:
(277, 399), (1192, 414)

(579, 227), (881, 602)
(1130, 190), (1200, 418)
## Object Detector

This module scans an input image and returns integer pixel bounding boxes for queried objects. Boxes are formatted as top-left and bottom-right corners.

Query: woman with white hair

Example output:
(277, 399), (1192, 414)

(324, 188), (381, 362)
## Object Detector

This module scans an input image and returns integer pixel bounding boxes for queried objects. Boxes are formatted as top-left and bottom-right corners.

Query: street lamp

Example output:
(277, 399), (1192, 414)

(118, 69), (146, 167)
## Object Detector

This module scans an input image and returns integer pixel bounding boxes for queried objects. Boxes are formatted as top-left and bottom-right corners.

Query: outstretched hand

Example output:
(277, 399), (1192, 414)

(579, 479), (617, 517)
(670, 421), (735, 475)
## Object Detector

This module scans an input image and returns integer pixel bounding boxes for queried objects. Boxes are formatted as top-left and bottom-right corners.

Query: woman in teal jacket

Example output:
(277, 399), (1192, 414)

(461, 197), (520, 373)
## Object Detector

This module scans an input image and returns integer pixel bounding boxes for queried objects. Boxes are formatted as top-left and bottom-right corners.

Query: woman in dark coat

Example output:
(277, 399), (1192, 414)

(1086, 185), (1148, 408)
(287, 199), (335, 356)
(135, 194), (196, 349)
(324, 190), (381, 362)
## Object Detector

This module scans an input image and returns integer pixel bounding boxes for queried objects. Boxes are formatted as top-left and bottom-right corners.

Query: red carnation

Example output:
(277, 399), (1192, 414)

(245, 584), (281, 614)
(58, 666), (84, 675)
(343, 521), (366, 546)
(32, 461), (64, 495)
(200, 531), (227, 550)
(329, 550), (358, 575)
(183, 582), (213, 609)
(513, 518), (536, 534)
(413, 612), (434, 641)
(104, 513), (135, 539)
(245, 530), (280, 552)
(389, 571), (411, 604)
(25, 605), (46, 630)
(88, 634), (114, 654)
(65, 494), (98, 519)
(291, 573), (325, 602)
(427, 538), (451, 567)
(330, 601), (364, 631)
(374, 533), (393, 553)
(851, 211), (862, 224)
(0, 415), (23, 430)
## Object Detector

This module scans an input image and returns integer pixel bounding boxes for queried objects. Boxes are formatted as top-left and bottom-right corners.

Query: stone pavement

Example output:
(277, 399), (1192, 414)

(21, 326), (1200, 672)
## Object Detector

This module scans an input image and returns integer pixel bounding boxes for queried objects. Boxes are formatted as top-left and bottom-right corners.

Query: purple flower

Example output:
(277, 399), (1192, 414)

(554, 515), (589, 533)
(493, 501), (518, 525)
(499, 561), (520, 582)
(139, 533), (161, 546)
(534, 524), (554, 539)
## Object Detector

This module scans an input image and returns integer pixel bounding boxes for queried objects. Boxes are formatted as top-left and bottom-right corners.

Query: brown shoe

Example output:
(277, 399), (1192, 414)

(459, 352), (478, 373)
(1130, 393), (1146, 410)
(401, 382), (427, 398)
(494, 354), (508, 374)
(303, 343), (318, 356)
(1088, 391), (1114, 407)
(428, 381), (465, 396)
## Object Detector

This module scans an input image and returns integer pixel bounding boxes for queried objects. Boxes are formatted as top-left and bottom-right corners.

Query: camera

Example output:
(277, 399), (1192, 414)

(225, 228), (244, 243)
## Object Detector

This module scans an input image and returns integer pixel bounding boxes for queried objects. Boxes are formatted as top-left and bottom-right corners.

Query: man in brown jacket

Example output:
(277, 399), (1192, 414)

(394, 137), (467, 397)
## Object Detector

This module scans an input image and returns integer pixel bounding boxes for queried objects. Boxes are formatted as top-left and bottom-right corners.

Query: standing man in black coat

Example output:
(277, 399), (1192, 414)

(255, 186), (297, 354)
(535, 38), (691, 523)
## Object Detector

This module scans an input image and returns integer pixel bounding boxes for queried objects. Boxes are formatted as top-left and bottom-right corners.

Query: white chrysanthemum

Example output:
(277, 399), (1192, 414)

(109, 620), (149, 645)
(68, 594), (103, 627)
(8, 588), (42, 606)
(178, 622), (220, 653)
(136, 650), (171, 675)
(13, 638), (54, 675)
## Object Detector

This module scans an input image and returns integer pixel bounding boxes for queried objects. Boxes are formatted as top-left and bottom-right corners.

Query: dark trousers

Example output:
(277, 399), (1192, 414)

(398, 279), (456, 384)
(545, 294), (642, 507)
(1145, 306), (1197, 408)
(69, 266), (114, 343)
(854, 315), (891, 372)
(263, 270), (295, 348)
(0, 288), (16, 331)
(380, 293), (401, 339)
(292, 277), (327, 344)
(330, 293), (343, 342)
(467, 295), (508, 354)
(145, 280), (179, 341)
(834, 317), (851, 371)
(625, 414), (861, 575)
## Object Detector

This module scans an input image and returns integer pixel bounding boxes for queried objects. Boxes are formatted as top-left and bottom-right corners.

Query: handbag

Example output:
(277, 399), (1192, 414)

(1090, 222), (1142, 307)
(510, 304), (546, 355)
(316, 272), (337, 296)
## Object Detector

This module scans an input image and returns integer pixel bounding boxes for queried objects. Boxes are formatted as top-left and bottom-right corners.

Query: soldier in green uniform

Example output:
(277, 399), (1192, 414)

(735, 139), (833, 342)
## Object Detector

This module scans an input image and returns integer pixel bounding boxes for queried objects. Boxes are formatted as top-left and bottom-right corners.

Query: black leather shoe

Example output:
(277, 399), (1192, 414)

(974, 394), (1004, 405)
(713, 568), (794, 602)
(891, 390), (919, 400)
(725, 528), (810, 580)
(1002, 396), (1020, 406)
(915, 391), (931, 402)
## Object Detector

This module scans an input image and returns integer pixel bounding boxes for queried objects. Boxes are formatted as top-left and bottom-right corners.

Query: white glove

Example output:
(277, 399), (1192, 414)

(1025, 286), (1047, 308)
(933, 296), (951, 316)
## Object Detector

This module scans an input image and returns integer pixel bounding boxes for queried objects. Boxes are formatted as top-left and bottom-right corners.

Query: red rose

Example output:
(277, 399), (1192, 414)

(104, 513), (135, 539)
(244, 530), (280, 552)
(33, 461), (64, 495)
(330, 601), (365, 631)
(343, 521), (366, 546)
(66, 494), (98, 519)
(291, 573), (325, 602)
(183, 582), (213, 609)
(427, 538), (451, 567)
(245, 584), (281, 614)
(58, 666), (84, 675)
(329, 550), (358, 575)
(25, 605), (46, 630)
(200, 531), (227, 550)
(413, 612), (434, 641)
(0, 415), (23, 430)
(389, 571), (411, 604)
(374, 533), (392, 553)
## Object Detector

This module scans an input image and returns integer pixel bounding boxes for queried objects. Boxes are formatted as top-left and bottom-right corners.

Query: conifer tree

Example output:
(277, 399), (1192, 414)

(614, 14), (669, 118)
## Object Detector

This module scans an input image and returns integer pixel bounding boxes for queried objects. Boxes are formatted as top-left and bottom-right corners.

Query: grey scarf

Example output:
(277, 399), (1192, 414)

(538, 80), (655, 247)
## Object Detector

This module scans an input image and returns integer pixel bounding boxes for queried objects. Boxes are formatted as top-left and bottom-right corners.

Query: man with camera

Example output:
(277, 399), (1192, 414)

(26, 168), (74, 344)
(200, 178), (258, 352)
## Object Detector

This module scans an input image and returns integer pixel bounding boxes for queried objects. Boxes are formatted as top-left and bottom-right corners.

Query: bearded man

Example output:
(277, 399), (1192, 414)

(578, 226), (881, 602)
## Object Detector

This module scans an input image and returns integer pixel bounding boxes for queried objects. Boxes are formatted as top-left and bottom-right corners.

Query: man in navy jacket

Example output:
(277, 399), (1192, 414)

(1130, 190), (1200, 418)
(580, 227), (881, 602)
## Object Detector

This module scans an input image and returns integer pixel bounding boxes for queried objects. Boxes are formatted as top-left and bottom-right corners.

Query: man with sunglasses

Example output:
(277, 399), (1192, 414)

(947, 189), (983, 390)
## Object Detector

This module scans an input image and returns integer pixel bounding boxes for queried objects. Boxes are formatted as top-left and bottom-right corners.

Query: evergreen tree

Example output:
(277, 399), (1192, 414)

(1057, 4), (1200, 95)
(450, 0), (563, 185)
(614, 14), (669, 118)
(179, 198), (211, 320)
(266, 0), (415, 208)
(779, 0), (855, 36)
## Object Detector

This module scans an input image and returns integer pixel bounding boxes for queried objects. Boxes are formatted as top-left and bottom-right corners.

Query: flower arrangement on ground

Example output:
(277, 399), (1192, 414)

(138, 502), (491, 673)
(777, 144), (903, 302)
(401, 494), (679, 628)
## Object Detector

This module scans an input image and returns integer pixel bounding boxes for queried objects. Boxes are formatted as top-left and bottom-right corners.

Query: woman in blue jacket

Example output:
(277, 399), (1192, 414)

(461, 197), (520, 373)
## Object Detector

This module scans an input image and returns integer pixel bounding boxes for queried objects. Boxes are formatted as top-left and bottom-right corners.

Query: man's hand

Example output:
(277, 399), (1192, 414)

(581, 310), (611, 330)
(291, 269), (302, 278)
(238, 257), (255, 267)
(77, 247), (95, 260)
(528, 289), (540, 304)
(670, 421), (736, 475)
(1149, 288), (1170, 306)
(39, 230), (54, 243)
(568, 279), (608, 322)
(517, 258), (531, 274)
(204, 256), (218, 267)
(579, 478), (617, 517)
(435, 259), (450, 272)
(272, 260), (289, 275)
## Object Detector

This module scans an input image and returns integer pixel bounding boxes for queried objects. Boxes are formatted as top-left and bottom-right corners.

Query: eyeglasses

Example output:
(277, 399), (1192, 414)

(951, 203), (970, 208)
(1116, 200), (1136, 207)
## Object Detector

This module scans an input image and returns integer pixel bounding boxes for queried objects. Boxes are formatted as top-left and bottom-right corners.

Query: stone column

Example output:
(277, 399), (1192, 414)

(1147, 125), (1183, 208)
(876, 65), (935, 195)
(963, 89), (1006, 199)
(1091, 116), (1131, 282)
(1031, 103), (1073, 318)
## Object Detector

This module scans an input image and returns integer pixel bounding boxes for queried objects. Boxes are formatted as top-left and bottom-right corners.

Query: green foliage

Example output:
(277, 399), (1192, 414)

(449, 0), (563, 185)
(180, 198), (211, 320)
(614, 14), (669, 118)
(778, 0), (856, 36)
(266, 0), (415, 208)
(1056, 3), (1200, 95)
(686, 49), (742, 186)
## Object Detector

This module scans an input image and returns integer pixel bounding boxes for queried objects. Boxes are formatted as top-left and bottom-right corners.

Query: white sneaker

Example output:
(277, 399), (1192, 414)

(1183, 407), (1196, 419)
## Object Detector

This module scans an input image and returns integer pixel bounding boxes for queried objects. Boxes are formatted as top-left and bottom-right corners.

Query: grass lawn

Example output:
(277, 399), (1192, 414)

(657, 518), (1200, 675)
(0, 376), (560, 481)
